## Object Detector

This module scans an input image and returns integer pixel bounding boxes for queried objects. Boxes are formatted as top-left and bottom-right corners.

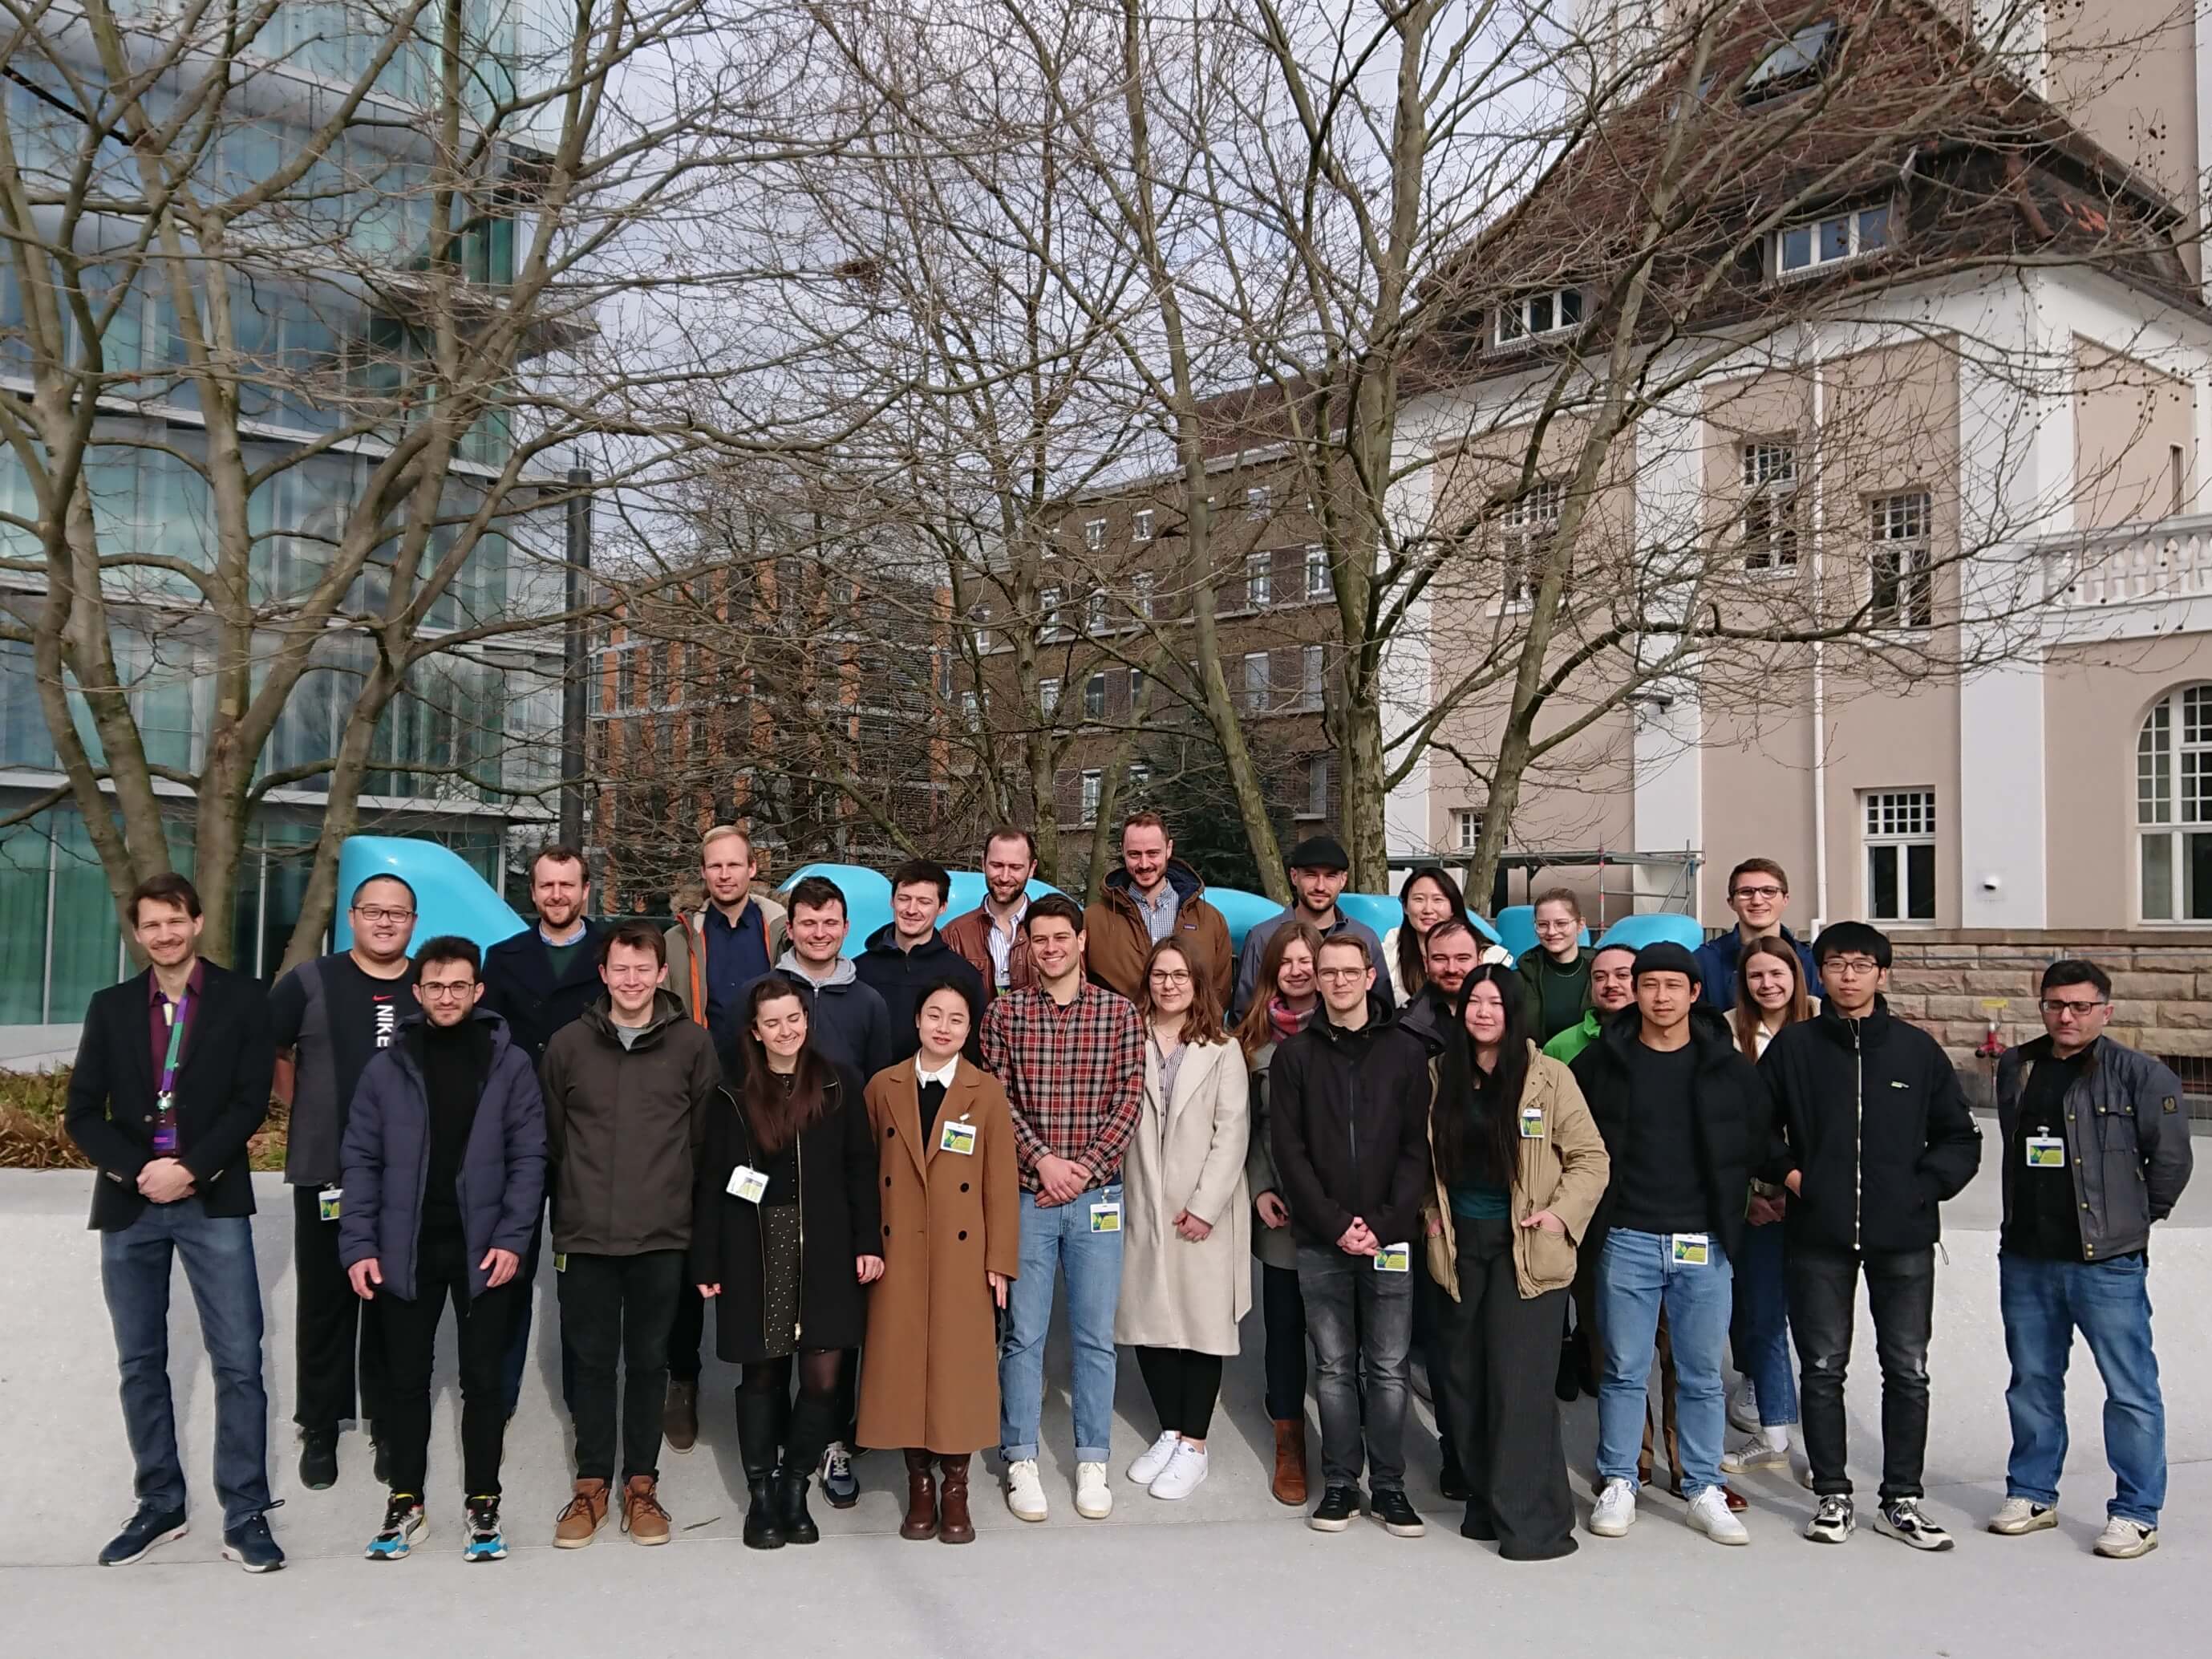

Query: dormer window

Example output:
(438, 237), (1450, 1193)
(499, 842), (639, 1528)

(1776, 203), (1889, 277)
(1744, 20), (1837, 104)
(1496, 286), (1582, 346)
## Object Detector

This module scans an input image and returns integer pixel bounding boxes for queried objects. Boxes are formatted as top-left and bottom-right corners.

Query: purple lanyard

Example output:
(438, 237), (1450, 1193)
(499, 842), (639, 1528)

(153, 993), (189, 1154)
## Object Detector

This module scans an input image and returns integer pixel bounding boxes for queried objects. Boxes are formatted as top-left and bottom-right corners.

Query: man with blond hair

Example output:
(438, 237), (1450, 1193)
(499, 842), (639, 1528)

(665, 825), (787, 1034)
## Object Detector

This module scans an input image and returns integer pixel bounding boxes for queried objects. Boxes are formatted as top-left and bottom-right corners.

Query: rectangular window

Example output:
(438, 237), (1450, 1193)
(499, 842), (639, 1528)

(1080, 769), (1102, 826)
(1132, 570), (1157, 621)
(1305, 544), (1332, 601)
(1084, 672), (1106, 719)
(1039, 586), (1062, 639)
(960, 690), (980, 728)
(1132, 509), (1154, 542)
(1128, 762), (1152, 793)
(1864, 789), (1937, 922)
(1869, 492), (1933, 627)
(1086, 587), (1110, 634)
(1301, 644), (1326, 711)
(1038, 676), (1061, 719)
(1246, 485), (1270, 520)
(1776, 204), (1890, 276)
(1246, 552), (1272, 609)
(1243, 650), (1270, 714)
(1302, 754), (1331, 820)
(614, 647), (638, 712)
(1453, 809), (1482, 852)
(1083, 517), (1105, 551)
(1742, 441), (1800, 571)
(970, 604), (992, 653)
(1497, 481), (1564, 606)
(1496, 286), (1583, 345)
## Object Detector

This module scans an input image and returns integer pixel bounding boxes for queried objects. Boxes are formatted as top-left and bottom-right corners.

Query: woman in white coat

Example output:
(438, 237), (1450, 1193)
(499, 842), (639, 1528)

(1114, 936), (1251, 1501)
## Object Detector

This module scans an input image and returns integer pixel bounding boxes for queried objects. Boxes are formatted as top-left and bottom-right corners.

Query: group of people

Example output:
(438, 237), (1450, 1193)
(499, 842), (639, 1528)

(63, 823), (2192, 1574)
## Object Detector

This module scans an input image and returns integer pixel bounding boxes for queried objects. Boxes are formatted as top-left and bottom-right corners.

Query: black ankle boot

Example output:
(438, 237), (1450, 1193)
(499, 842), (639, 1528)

(735, 1391), (785, 1551)
(776, 1390), (838, 1546)
(776, 1467), (820, 1544)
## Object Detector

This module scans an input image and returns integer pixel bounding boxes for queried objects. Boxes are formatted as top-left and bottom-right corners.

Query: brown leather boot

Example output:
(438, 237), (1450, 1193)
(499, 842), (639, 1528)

(899, 1449), (938, 1541)
(937, 1454), (974, 1544)
(553, 1478), (610, 1548)
(1270, 1419), (1307, 1507)
(622, 1474), (671, 1545)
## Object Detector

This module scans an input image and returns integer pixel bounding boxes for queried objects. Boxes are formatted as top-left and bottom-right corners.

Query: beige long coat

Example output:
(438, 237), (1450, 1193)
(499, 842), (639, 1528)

(856, 1057), (1020, 1454)
(1112, 1036), (1252, 1355)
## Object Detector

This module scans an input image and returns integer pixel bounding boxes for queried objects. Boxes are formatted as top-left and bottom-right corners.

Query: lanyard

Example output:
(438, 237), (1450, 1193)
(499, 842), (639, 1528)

(153, 992), (189, 1154)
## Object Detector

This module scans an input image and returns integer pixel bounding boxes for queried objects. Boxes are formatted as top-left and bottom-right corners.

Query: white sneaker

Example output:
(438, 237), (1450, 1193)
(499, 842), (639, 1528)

(1688, 1487), (1750, 1546)
(1727, 1378), (1760, 1434)
(1720, 1438), (1791, 1475)
(1074, 1462), (1113, 1519)
(1987, 1497), (2058, 1536)
(1590, 1478), (1637, 1537)
(2095, 1517), (2158, 1560)
(1004, 1459), (1047, 1523)
(1127, 1430), (1180, 1487)
(1148, 1442), (1209, 1501)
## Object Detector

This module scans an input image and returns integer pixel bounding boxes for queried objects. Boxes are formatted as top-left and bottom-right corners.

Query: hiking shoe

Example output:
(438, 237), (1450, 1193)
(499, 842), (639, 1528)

(298, 1430), (339, 1491)
(1590, 1478), (1637, 1537)
(663, 1381), (699, 1455)
(1370, 1487), (1424, 1538)
(1074, 1461), (1113, 1519)
(1005, 1458), (1047, 1522)
(366, 1493), (425, 1560)
(622, 1475), (670, 1545)
(1805, 1494), (1855, 1544)
(464, 1495), (506, 1561)
(553, 1478), (610, 1547)
(1689, 1487), (1750, 1545)
(820, 1440), (859, 1508)
(222, 1511), (286, 1573)
(98, 1504), (187, 1567)
(2095, 1517), (2158, 1560)
(1875, 1497), (1953, 1552)
(1128, 1430), (1181, 1487)
(1308, 1484), (1360, 1532)
(1987, 1497), (2058, 1536)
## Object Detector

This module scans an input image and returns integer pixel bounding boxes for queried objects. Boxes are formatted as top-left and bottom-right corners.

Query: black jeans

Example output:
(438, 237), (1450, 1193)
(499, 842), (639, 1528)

(667, 1280), (706, 1385)
(1433, 1220), (1574, 1559)
(293, 1185), (387, 1434)
(1134, 1346), (1225, 1441)
(1412, 1264), (1461, 1474)
(557, 1250), (684, 1484)
(500, 1203), (576, 1417)
(378, 1228), (517, 1497)
(1297, 1244), (1412, 1495)
(1786, 1242), (1936, 1502)
(1261, 1262), (1307, 1422)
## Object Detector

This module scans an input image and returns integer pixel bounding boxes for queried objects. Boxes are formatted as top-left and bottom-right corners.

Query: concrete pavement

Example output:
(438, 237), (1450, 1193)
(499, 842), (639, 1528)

(4, 1166), (2206, 1653)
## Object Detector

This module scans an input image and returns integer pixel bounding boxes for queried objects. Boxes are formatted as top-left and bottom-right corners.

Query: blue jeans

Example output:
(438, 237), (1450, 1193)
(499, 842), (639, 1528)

(1596, 1228), (1732, 1497)
(100, 1200), (273, 1530)
(999, 1183), (1124, 1465)
(1734, 1219), (1797, 1426)
(2000, 1251), (2166, 1527)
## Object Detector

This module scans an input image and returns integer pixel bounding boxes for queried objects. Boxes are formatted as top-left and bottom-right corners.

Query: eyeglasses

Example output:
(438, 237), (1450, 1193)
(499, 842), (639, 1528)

(1315, 967), (1367, 982)
(353, 906), (415, 923)
(1823, 956), (1881, 975)
(1148, 970), (1192, 985)
(419, 980), (476, 999)
(1731, 885), (1785, 901)
(2039, 999), (2109, 1017)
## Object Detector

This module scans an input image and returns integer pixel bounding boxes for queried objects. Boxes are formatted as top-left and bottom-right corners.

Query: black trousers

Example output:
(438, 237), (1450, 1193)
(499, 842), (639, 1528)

(1412, 1263), (1461, 1474)
(1135, 1346), (1225, 1440)
(378, 1228), (517, 1497)
(293, 1185), (387, 1433)
(1786, 1242), (1936, 1502)
(1260, 1261), (1307, 1423)
(558, 1250), (684, 1485)
(667, 1280), (706, 1385)
(500, 1203), (575, 1417)
(1434, 1219), (1575, 1560)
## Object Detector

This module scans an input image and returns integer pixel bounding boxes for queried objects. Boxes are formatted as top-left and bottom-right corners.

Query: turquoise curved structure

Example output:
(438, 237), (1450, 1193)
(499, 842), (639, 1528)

(334, 835), (526, 956)
(1493, 904), (1591, 962)
(1594, 913), (1705, 954)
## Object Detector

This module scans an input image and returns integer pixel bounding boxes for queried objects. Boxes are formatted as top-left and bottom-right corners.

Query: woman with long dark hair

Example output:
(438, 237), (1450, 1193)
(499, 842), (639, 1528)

(693, 976), (881, 1550)
(1386, 866), (1467, 1003)
(1234, 918), (1325, 1505)
(1425, 963), (1609, 1560)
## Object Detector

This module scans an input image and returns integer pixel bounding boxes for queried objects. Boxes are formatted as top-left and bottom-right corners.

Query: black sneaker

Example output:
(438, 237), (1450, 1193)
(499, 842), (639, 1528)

(98, 1504), (188, 1567)
(1875, 1497), (1955, 1552)
(1805, 1493), (1855, 1544)
(222, 1510), (286, 1573)
(1371, 1488), (1425, 1538)
(371, 1424), (390, 1487)
(298, 1430), (339, 1491)
(1308, 1484), (1360, 1532)
(464, 1495), (507, 1562)
(1438, 1450), (1471, 1504)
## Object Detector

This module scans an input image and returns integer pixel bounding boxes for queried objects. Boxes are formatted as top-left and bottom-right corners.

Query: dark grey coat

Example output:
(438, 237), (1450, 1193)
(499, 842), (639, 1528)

(1995, 1035), (2194, 1261)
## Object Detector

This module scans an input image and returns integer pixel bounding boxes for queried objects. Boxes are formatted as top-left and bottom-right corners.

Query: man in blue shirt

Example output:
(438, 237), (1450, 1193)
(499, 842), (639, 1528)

(664, 825), (786, 1032)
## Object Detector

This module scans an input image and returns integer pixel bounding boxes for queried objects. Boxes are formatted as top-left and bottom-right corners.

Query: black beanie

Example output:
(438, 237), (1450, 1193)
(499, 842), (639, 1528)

(1631, 940), (1702, 984)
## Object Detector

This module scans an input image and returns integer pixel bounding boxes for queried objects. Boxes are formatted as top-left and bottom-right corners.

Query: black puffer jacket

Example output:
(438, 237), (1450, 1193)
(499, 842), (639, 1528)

(1759, 996), (1982, 1254)
(1267, 996), (1434, 1251)
(1570, 1007), (1768, 1263)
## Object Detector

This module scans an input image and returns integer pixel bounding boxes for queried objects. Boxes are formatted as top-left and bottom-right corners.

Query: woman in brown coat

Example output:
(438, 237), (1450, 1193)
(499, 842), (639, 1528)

(856, 978), (1019, 1543)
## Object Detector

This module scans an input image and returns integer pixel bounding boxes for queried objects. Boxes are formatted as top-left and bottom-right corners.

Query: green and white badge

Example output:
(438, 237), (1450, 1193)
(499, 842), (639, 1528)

(1374, 1242), (1412, 1273)
(728, 1164), (769, 1204)
(1519, 1106), (1545, 1140)
(938, 1118), (978, 1157)
(1671, 1232), (1711, 1267)
(317, 1185), (342, 1222)
(1089, 1197), (1122, 1233)
(2025, 1134), (2065, 1169)
(553, 1253), (568, 1274)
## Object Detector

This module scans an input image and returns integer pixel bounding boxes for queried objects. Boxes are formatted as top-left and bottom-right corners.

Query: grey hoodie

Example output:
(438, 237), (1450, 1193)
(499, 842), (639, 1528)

(717, 950), (895, 1085)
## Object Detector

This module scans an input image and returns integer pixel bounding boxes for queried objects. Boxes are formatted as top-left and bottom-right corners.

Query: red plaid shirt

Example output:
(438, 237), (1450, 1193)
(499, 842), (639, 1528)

(980, 981), (1145, 1191)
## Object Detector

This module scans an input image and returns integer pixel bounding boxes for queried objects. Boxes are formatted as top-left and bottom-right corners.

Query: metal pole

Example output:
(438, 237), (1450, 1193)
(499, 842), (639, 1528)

(559, 465), (594, 848)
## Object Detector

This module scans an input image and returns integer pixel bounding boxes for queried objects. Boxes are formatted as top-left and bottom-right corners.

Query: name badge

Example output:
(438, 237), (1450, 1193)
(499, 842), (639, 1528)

(938, 1118), (978, 1157)
(553, 1253), (568, 1274)
(318, 1185), (342, 1222)
(728, 1165), (769, 1203)
(2024, 1134), (2065, 1170)
(1518, 1106), (1545, 1140)
(1089, 1198), (1122, 1234)
(1671, 1233), (1711, 1267)
(1374, 1242), (1411, 1273)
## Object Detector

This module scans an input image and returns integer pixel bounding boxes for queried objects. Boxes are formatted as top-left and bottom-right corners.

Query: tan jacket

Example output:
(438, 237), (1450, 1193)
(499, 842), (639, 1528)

(940, 903), (1035, 1005)
(1084, 862), (1233, 1007)
(663, 894), (788, 1027)
(1112, 1036), (1252, 1355)
(1423, 1043), (1609, 1300)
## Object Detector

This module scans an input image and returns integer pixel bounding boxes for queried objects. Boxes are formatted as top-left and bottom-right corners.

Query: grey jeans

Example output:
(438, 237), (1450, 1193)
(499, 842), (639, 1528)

(1296, 1243), (1413, 1495)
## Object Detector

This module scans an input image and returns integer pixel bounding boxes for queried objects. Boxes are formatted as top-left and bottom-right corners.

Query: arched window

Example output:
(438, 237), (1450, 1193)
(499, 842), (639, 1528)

(2139, 684), (2212, 921)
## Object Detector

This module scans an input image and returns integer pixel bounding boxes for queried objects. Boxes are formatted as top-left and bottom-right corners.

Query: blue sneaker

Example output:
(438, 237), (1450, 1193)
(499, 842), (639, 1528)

(222, 1510), (286, 1573)
(365, 1494), (425, 1561)
(820, 1442), (859, 1509)
(99, 1504), (188, 1567)
(464, 1495), (507, 1562)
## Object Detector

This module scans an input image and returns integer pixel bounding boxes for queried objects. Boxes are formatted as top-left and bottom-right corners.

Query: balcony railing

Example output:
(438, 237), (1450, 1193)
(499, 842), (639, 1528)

(2043, 513), (2212, 607)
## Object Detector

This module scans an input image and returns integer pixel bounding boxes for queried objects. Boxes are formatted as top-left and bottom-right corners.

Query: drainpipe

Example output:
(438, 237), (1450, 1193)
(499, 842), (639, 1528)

(1810, 347), (1829, 928)
(560, 466), (594, 849)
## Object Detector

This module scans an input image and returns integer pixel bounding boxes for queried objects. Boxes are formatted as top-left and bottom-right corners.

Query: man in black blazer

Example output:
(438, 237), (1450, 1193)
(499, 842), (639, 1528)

(64, 873), (283, 1572)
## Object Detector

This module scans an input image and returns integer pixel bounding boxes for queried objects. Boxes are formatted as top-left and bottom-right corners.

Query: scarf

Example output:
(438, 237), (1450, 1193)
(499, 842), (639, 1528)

(1267, 996), (1315, 1045)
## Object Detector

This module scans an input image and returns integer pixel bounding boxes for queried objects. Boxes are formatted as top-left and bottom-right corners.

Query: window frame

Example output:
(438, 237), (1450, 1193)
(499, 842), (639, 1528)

(2138, 684), (2212, 923)
(1246, 551), (1273, 610)
(1741, 440), (1801, 572)
(1868, 490), (1933, 629)
(1132, 509), (1154, 543)
(1305, 543), (1332, 601)
(1775, 202), (1891, 279)
(1862, 788), (1937, 923)
(1496, 480), (1564, 607)
(1082, 517), (1105, 551)
(1037, 675), (1061, 720)
(1452, 809), (1482, 853)
(1083, 671), (1106, 720)
(1494, 286), (1584, 347)
(1079, 768), (1103, 827)
(1245, 485), (1271, 521)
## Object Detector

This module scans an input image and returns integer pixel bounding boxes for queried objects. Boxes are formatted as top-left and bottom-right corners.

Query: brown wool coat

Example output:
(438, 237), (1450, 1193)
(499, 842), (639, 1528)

(856, 1057), (1021, 1454)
